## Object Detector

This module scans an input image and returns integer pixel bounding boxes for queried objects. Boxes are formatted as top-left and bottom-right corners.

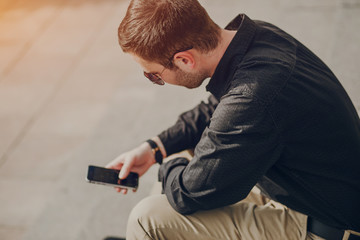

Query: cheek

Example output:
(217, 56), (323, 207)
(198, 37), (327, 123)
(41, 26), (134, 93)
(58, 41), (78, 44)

(163, 71), (180, 85)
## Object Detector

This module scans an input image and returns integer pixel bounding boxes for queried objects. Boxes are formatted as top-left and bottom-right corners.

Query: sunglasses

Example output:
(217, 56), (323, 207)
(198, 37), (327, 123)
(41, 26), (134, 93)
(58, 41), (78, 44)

(143, 70), (165, 85)
(143, 46), (193, 85)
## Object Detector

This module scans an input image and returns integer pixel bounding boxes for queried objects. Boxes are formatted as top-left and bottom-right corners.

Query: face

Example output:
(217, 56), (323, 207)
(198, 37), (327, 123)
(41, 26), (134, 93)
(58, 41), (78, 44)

(132, 54), (208, 89)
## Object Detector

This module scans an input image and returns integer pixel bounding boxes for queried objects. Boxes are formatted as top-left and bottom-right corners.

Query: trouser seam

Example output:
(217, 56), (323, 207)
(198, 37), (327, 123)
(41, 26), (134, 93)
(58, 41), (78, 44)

(146, 226), (234, 240)
(137, 218), (154, 240)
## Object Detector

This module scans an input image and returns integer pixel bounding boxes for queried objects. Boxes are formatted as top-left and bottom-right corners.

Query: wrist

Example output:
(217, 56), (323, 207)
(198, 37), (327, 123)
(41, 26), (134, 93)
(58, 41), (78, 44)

(152, 136), (167, 158)
(139, 142), (156, 165)
(146, 138), (165, 164)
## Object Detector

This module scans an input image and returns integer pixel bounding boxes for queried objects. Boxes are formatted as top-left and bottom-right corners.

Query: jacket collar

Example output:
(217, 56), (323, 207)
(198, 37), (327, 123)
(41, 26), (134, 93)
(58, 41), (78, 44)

(206, 14), (257, 99)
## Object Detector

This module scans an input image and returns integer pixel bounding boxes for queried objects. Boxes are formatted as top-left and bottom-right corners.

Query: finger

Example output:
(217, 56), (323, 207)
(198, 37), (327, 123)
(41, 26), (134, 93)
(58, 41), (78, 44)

(106, 161), (123, 169)
(121, 189), (128, 194)
(105, 158), (117, 168)
(132, 188), (137, 193)
(119, 157), (133, 179)
(115, 187), (121, 192)
(106, 155), (125, 169)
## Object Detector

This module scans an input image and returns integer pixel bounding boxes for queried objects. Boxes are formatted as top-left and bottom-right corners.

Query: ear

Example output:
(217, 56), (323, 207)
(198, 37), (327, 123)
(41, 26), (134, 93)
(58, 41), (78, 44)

(173, 51), (195, 71)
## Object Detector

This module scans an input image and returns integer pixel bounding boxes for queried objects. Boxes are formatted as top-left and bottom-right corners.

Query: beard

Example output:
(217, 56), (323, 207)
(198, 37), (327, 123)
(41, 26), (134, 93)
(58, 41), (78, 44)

(174, 67), (209, 89)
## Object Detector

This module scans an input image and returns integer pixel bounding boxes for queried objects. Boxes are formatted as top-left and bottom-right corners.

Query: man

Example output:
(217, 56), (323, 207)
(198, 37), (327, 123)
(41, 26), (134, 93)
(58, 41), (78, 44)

(106, 0), (360, 239)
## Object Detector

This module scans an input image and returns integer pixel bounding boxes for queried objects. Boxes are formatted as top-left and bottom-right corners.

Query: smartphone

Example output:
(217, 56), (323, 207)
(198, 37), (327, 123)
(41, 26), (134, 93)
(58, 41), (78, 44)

(86, 165), (138, 190)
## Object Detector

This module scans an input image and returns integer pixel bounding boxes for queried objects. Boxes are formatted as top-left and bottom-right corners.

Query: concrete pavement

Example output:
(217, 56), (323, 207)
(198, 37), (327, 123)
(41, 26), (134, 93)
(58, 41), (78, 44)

(0, 0), (359, 239)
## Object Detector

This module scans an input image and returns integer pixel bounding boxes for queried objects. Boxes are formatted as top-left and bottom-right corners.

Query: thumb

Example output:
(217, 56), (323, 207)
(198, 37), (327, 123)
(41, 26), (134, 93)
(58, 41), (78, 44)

(119, 157), (132, 179)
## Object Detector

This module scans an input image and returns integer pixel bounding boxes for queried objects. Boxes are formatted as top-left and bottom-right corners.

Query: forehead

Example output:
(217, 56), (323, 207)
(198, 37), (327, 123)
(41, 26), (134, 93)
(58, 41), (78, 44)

(131, 54), (162, 72)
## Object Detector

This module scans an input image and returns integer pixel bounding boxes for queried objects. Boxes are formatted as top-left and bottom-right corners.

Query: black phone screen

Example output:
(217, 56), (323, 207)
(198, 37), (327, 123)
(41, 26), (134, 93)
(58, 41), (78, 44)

(87, 165), (138, 189)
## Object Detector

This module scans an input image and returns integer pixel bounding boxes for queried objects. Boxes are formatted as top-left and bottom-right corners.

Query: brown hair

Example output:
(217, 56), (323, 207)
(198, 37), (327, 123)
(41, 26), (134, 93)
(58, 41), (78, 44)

(118, 0), (221, 68)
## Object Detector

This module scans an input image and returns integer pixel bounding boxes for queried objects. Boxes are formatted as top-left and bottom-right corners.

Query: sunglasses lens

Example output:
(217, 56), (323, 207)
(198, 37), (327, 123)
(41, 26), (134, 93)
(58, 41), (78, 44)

(143, 72), (165, 85)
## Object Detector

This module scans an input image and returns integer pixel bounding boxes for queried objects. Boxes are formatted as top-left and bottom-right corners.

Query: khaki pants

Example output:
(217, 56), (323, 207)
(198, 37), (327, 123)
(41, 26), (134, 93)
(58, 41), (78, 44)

(126, 151), (359, 240)
(126, 185), (331, 240)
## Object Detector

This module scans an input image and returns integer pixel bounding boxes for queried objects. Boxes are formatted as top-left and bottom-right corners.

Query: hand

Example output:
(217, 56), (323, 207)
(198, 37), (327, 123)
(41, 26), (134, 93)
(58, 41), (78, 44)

(106, 142), (155, 194)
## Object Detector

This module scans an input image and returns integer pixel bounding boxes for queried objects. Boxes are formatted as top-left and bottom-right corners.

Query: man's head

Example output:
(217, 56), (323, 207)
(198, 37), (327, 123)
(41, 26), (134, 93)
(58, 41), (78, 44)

(118, 0), (221, 88)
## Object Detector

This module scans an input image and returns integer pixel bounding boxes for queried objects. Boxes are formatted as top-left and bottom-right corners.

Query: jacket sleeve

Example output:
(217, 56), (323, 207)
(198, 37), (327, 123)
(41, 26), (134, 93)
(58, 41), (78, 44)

(158, 91), (282, 214)
(158, 94), (219, 156)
